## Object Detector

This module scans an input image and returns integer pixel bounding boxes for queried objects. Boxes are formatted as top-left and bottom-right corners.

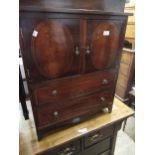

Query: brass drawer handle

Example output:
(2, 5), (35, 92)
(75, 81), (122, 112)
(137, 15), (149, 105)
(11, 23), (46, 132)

(53, 111), (59, 117)
(102, 79), (108, 85)
(90, 133), (100, 142)
(51, 90), (58, 96)
(58, 146), (76, 155)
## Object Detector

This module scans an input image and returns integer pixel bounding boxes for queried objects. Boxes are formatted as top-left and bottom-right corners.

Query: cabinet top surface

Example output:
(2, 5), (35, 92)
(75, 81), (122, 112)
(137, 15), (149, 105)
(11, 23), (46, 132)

(19, 0), (130, 16)
(19, 97), (134, 155)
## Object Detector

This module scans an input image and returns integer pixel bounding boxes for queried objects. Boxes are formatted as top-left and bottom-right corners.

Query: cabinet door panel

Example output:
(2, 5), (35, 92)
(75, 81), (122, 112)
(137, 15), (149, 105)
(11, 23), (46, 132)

(85, 20), (123, 73)
(31, 20), (75, 78)
(21, 19), (80, 82)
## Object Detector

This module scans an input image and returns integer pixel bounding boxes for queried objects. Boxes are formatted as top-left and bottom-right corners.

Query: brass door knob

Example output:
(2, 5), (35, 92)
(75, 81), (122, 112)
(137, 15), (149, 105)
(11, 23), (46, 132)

(75, 46), (80, 55)
(86, 46), (90, 54)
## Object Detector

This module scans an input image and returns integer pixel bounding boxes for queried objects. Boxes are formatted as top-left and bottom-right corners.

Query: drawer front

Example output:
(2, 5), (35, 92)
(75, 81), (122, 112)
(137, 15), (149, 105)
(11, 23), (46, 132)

(40, 139), (81, 155)
(84, 125), (114, 148)
(82, 138), (111, 155)
(37, 90), (114, 128)
(34, 71), (116, 106)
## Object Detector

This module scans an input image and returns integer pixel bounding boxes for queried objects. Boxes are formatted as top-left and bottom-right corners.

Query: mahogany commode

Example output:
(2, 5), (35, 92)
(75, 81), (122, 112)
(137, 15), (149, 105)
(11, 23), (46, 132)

(19, 0), (129, 140)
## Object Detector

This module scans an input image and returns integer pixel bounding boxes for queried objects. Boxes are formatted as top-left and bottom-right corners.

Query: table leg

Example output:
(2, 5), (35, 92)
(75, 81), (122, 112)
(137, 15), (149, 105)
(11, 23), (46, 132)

(19, 67), (29, 120)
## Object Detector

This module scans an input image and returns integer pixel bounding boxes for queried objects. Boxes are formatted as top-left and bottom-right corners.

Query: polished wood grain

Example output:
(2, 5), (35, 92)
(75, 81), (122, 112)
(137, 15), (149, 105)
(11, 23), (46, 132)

(91, 22), (119, 70)
(85, 20), (125, 73)
(34, 71), (116, 106)
(19, 97), (134, 155)
(20, 18), (80, 83)
(37, 89), (114, 129)
(20, 14), (128, 83)
(31, 20), (75, 78)
(79, 19), (87, 73)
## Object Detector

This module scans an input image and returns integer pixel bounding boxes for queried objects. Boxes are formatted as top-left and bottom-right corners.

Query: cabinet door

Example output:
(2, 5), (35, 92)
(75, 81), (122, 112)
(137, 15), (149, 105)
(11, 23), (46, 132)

(85, 20), (123, 73)
(32, 19), (81, 79)
(21, 19), (80, 82)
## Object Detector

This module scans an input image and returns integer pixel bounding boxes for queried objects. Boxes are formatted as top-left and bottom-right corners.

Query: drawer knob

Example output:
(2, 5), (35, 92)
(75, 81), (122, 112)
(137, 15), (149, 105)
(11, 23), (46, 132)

(102, 79), (108, 85)
(53, 111), (59, 117)
(100, 97), (105, 102)
(75, 46), (80, 55)
(52, 90), (58, 96)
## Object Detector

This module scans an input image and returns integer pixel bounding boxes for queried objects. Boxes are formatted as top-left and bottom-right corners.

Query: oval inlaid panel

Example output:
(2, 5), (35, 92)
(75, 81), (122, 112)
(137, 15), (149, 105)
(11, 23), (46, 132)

(91, 22), (119, 70)
(31, 20), (74, 78)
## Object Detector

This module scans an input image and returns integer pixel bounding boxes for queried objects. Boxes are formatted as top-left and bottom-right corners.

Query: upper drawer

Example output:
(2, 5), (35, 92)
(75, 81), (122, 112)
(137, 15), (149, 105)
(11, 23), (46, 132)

(84, 125), (114, 148)
(34, 71), (116, 106)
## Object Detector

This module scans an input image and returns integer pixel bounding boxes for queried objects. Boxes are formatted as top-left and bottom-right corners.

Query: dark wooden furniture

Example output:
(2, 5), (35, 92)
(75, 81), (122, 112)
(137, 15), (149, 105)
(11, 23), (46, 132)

(115, 48), (135, 102)
(20, 98), (134, 155)
(19, 0), (130, 139)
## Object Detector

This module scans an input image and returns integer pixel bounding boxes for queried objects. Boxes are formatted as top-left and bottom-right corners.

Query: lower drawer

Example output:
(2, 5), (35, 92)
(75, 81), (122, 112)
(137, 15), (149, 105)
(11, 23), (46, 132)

(39, 138), (110, 155)
(37, 90), (114, 129)
(84, 125), (114, 148)
(39, 139), (81, 155)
